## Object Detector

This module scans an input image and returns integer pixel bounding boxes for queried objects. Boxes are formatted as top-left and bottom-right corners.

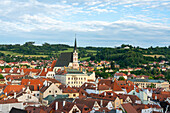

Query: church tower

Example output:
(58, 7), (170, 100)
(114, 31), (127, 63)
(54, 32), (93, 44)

(73, 37), (79, 69)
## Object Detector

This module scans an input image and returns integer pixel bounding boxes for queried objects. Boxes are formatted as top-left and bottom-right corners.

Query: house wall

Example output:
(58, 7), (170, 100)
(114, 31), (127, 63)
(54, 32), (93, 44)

(134, 81), (169, 90)
(106, 101), (114, 110)
(0, 103), (23, 113)
(69, 105), (81, 113)
(66, 74), (88, 87)
(42, 84), (62, 99)
(17, 94), (39, 103)
(92, 101), (100, 111)
(46, 71), (55, 78)
(141, 108), (152, 113)
(113, 97), (122, 108)
(55, 75), (66, 85)
(63, 93), (79, 98)
(86, 89), (98, 94)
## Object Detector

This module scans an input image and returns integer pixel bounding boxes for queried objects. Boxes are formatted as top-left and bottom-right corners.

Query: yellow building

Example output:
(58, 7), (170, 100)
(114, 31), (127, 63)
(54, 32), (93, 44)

(55, 69), (96, 87)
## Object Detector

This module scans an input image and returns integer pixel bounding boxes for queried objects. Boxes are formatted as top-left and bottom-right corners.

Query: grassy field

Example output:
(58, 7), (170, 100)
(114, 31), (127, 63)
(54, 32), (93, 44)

(143, 55), (165, 58)
(58, 48), (74, 54)
(0, 51), (48, 57)
(0, 51), (22, 56)
(79, 57), (90, 61)
(86, 50), (97, 53)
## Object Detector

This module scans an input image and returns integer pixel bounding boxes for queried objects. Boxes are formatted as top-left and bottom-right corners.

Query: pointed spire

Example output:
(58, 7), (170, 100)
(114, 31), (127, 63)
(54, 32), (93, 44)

(74, 34), (77, 51)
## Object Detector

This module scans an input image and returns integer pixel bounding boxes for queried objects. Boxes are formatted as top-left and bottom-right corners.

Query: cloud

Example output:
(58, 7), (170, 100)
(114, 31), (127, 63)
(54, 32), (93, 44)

(0, 0), (169, 47)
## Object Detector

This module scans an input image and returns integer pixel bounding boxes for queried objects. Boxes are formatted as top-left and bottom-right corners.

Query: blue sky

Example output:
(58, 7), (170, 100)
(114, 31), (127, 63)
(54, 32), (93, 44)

(0, 0), (170, 47)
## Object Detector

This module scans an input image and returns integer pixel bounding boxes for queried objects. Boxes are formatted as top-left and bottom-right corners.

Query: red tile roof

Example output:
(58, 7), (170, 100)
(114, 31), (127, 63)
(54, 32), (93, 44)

(112, 80), (123, 91)
(3, 85), (25, 94)
(62, 86), (79, 93)
(121, 103), (138, 113)
(0, 99), (21, 104)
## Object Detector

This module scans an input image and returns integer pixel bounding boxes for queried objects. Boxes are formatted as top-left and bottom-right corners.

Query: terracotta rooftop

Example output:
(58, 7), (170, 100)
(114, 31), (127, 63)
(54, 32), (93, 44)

(121, 103), (138, 113)
(3, 85), (25, 94)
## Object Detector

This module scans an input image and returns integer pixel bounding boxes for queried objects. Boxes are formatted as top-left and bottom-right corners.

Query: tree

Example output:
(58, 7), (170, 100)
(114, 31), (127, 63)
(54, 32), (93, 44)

(0, 74), (4, 79)
(149, 76), (154, 79)
(118, 76), (125, 81)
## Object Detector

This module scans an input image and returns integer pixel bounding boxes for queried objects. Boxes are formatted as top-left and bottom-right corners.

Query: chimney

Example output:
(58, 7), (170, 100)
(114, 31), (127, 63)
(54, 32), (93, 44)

(63, 101), (66, 107)
(45, 68), (47, 72)
(56, 102), (58, 110)
(22, 88), (25, 91)
(14, 92), (16, 98)
(155, 95), (157, 100)
(100, 99), (103, 107)
(148, 97), (150, 102)
(104, 92), (106, 96)
(54, 92), (56, 97)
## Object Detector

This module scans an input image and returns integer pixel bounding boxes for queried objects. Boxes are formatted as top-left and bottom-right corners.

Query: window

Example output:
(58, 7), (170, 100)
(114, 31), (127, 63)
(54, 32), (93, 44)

(49, 90), (51, 93)
(68, 77), (70, 80)
(73, 94), (76, 97)
(37, 94), (39, 96)
(55, 91), (57, 93)
(68, 82), (70, 84)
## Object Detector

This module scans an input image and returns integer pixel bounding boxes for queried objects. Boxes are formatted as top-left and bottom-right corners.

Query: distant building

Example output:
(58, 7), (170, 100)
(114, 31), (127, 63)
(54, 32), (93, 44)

(114, 72), (127, 80)
(128, 79), (169, 90)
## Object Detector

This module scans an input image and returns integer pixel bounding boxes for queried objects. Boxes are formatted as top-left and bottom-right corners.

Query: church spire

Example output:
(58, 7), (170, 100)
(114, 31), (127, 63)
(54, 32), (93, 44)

(74, 34), (77, 51)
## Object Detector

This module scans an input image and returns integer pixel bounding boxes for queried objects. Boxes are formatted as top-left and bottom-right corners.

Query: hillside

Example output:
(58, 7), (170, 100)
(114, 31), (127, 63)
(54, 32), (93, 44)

(0, 42), (169, 68)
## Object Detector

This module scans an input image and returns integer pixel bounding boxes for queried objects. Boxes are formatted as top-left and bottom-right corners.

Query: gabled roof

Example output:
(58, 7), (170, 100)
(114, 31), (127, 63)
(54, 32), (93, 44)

(21, 79), (43, 86)
(51, 60), (57, 69)
(3, 85), (25, 94)
(112, 80), (123, 91)
(114, 73), (127, 76)
(133, 104), (149, 113)
(55, 52), (73, 67)
(40, 85), (50, 93)
(25, 106), (52, 113)
(121, 103), (138, 113)
(74, 98), (97, 109)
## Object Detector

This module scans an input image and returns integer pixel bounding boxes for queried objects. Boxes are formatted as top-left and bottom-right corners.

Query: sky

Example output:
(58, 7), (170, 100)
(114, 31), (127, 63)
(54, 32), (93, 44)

(0, 0), (170, 47)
